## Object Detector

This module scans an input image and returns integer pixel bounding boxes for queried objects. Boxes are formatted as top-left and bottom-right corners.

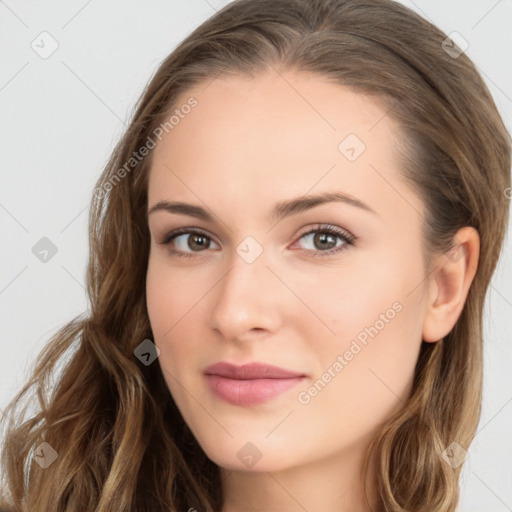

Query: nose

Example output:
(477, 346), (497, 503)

(208, 245), (285, 342)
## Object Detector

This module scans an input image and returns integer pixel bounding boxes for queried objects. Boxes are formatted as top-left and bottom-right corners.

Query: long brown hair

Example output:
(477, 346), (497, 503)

(1, 1), (510, 510)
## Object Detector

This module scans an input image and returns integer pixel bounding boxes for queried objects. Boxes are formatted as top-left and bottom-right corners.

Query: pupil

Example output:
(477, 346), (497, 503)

(190, 234), (209, 251)
(315, 232), (336, 250)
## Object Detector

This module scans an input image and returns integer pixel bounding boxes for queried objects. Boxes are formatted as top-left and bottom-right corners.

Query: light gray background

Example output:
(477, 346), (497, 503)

(1, 1), (511, 510)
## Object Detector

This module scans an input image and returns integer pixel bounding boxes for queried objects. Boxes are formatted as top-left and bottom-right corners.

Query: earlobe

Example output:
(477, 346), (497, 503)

(422, 227), (480, 343)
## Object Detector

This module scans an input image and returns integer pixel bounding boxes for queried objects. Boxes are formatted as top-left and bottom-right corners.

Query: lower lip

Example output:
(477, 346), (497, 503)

(204, 374), (306, 406)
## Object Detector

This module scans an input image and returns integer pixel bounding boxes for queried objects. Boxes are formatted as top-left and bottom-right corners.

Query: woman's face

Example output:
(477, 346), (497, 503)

(146, 69), (430, 472)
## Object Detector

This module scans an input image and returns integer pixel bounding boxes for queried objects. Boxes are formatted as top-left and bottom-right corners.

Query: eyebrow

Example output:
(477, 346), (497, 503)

(148, 191), (378, 222)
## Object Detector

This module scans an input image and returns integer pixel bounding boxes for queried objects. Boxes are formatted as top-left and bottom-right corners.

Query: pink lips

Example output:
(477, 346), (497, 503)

(203, 362), (307, 406)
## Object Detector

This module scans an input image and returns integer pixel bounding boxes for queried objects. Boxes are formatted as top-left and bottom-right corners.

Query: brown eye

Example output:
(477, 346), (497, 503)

(185, 233), (211, 251)
(160, 228), (220, 258)
(293, 224), (355, 258)
(312, 232), (338, 250)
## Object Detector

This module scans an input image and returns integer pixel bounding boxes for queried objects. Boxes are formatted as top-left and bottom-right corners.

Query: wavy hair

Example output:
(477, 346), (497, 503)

(1, 0), (510, 510)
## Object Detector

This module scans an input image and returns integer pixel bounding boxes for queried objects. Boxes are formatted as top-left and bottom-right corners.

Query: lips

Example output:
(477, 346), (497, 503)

(204, 361), (306, 380)
(203, 362), (307, 406)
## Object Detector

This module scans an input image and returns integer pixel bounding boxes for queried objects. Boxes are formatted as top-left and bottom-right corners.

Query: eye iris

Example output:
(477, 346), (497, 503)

(189, 234), (210, 251)
(314, 232), (337, 250)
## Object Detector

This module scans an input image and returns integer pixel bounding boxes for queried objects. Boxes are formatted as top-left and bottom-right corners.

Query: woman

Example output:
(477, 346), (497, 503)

(1, 0), (510, 510)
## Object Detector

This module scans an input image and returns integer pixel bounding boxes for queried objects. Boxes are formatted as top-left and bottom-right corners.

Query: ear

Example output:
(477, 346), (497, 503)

(422, 226), (480, 343)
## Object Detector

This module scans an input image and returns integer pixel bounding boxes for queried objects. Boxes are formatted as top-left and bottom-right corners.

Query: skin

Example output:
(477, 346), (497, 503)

(145, 68), (479, 512)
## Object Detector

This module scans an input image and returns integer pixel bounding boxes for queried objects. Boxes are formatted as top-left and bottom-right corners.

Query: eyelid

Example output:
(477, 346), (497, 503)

(159, 226), (218, 245)
(293, 223), (355, 244)
(159, 223), (356, 258)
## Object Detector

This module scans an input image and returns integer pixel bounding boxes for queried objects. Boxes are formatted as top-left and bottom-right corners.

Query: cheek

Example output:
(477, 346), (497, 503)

(297, 243), (425, 399)
(145, 255), (212, 387)
(296, 296), (422, 443)
(146, 262), (172, 340)
(146, 262), (192, 407)
(292, 257), (411, 348)
(328, 239), (425, 338)
(146, 254), (201, 339)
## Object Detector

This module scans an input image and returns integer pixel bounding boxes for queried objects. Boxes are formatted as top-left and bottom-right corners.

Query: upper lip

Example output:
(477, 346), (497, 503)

(204, 362), (306, 380)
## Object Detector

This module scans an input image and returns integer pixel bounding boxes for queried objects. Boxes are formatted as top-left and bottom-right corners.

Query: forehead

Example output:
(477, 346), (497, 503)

(147, 69), (421, 222)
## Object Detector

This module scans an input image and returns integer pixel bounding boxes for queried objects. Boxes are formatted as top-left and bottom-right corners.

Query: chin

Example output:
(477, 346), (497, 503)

(198, 436), (303, 474)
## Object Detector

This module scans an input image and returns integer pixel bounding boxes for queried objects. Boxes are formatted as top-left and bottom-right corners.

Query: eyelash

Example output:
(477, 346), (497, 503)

(159, 224), (356, 260)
